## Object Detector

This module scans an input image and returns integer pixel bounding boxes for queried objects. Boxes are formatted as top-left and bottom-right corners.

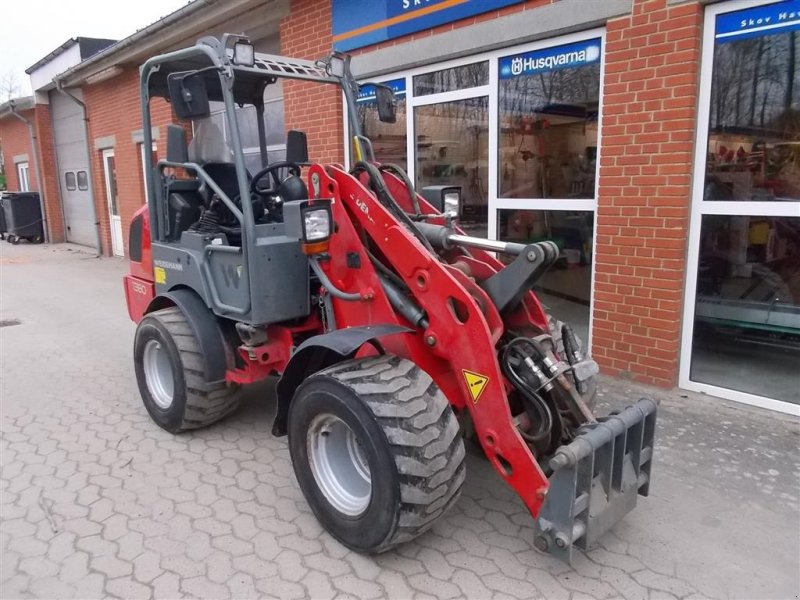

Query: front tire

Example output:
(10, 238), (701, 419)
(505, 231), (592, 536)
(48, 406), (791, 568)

(288, 355), (465, 553)
(134, 307), (239, 433)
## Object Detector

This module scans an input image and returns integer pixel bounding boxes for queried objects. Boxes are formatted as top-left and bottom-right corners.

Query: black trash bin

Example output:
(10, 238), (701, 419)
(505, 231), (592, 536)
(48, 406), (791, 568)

(1, 191), (44, 244)
(0, 195), (7, 240)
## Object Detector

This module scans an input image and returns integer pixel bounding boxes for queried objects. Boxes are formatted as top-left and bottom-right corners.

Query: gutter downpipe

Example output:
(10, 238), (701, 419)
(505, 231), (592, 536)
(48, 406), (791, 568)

(8, 100), (48, 242)
(55, 81), (103, 257)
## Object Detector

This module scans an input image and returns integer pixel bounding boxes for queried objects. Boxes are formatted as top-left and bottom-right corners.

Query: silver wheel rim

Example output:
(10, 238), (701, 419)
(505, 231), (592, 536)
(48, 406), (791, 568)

(143, 339), (175, 409)
(307, 413), (372, 516)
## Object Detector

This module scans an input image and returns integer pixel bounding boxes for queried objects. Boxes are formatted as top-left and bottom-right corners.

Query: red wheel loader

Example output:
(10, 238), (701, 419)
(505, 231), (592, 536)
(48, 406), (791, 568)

(123, 35), (657, 563)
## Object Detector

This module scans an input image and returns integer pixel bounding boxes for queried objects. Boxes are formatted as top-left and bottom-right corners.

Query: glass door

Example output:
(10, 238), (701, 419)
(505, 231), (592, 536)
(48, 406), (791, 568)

(490, 34), (604, 347)
(411, 61), (491, 237)
(102, 149), (123, 257)
(681, 0), (800, 414)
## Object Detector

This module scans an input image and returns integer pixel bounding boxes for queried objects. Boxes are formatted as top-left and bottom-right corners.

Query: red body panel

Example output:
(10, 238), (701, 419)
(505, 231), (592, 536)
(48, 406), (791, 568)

(123, 275), (155, 323)
(315, 165), (551, 515)
(124, 205), (156, 324)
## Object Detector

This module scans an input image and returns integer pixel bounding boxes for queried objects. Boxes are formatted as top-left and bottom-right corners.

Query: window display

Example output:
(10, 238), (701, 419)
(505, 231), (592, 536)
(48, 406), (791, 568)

(498, 38), (601, 200)
(705, 3), (800, 201)
(415, 96), (489, 236)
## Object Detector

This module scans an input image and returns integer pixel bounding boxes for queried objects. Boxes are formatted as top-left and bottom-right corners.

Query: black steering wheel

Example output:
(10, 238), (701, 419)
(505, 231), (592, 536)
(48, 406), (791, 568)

(250, 161), (302, 195)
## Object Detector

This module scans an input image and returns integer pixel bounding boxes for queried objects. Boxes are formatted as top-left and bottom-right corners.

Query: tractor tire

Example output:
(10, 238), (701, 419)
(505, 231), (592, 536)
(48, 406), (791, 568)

(134, 307), (240, 433)
(288, 354), (465, 553)
(548, 315), (597, 411)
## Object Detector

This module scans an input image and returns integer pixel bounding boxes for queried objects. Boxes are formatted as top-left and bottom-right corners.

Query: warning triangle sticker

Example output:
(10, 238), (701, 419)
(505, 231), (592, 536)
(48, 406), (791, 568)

(462, 370), (489, 404)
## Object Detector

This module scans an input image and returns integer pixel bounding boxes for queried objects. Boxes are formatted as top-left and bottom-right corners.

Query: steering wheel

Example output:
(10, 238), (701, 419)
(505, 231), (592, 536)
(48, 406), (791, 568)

(250, 161), (302, 195)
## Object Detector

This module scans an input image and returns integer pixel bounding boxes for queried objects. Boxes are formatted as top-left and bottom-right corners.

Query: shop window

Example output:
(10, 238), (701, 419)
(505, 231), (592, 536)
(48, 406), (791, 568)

(684, 1), (800, 409)
(690, 215), (799, 403)
(415, 96), (489, 236)
(498, 38), (601, 200)
(498, 208), (594, 342)
(77, 170), (89, 191)
(413, 61), (489, 96)
(355, 79), (408, 170)
(65, 172), (77, 191)
(705, 12), (800, 202)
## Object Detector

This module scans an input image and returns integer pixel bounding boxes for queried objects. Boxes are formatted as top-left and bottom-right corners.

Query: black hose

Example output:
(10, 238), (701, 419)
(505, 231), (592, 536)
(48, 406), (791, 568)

(351, 161), (436, 254)
(378, 163), (420, 214)
(500, 338), (553, 444)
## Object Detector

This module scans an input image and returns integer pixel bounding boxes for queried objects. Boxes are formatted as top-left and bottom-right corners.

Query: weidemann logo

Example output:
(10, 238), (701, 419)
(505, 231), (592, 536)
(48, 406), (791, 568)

(500, 39), (601, 79)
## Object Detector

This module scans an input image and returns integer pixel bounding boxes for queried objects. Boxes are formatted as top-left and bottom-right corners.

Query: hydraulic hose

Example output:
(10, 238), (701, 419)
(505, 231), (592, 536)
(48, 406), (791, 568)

(351, 161), (436, 254)
(378, 163), (421, 215)
(500, 338), (555, 445)
(309, 256), (362, 302)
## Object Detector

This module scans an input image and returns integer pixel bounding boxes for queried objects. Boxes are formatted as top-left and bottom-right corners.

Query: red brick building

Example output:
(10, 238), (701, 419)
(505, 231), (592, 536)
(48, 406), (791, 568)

(7, 0), (800, 414)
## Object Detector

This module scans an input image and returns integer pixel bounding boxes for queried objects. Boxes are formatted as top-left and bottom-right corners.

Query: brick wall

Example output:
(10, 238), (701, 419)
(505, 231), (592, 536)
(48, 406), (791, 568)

(1, 106), (66, 242)
(280, 0), (343, 165)
(83, 70), (174, 255)
(0, 112), (37, 191)
(592, 0), (702, 387)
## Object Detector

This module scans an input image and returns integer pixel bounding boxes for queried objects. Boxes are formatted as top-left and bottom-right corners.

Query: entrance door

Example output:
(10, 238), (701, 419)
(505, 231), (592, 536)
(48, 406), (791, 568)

(410, 61), (491, 237)
(102, 149), (123, 256)
(16, 162), (30, 191)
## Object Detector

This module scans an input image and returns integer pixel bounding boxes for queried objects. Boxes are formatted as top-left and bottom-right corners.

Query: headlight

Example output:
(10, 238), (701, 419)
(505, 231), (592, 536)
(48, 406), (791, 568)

(233, 41), (255, 67)
(283, 199), (333, 255)
(303, 208), (331, 242)
(443, 191), (460, 217)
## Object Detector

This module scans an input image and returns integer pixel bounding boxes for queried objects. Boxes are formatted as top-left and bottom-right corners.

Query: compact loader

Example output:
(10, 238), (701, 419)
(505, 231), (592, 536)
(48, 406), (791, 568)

(124, 34), (658, 563)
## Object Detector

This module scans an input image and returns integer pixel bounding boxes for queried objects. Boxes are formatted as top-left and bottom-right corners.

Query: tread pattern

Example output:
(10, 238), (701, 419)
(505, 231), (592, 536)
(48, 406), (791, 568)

(151, 307), (240, 431)
(319, 355), (465, 551)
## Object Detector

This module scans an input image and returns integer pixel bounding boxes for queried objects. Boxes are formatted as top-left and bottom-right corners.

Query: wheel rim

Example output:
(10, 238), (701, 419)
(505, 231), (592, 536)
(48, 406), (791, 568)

(142, 339), (175, 409)
(307, 413), (372, 516)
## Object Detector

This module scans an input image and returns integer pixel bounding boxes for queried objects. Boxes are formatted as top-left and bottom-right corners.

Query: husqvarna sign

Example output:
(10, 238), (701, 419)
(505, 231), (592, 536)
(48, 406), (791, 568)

(499, 39), (602, 80)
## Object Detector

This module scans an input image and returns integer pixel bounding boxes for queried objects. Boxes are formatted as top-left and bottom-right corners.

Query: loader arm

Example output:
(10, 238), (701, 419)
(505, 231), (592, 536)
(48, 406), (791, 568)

(308, 164), (552, 517)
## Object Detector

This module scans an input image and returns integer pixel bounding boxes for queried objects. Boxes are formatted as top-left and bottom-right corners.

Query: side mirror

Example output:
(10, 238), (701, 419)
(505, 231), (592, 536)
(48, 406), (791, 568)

(286, 130), (309, 164)
(166, 124), (188, 164)
(374, 84), (396, 124)
(167, 72), (210, 120)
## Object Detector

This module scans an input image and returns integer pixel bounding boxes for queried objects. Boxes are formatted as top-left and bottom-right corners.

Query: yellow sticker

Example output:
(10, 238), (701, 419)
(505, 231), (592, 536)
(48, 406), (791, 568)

(462, 370), (489, 404)
(154, 266), (166, 284)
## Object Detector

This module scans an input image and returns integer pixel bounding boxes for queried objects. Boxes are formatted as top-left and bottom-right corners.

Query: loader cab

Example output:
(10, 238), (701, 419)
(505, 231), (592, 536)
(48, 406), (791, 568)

(137, 34), (396, 327)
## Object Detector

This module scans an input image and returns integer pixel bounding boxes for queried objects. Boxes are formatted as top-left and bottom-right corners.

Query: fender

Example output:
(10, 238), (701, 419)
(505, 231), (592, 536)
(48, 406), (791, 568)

(145, 288), (233, 385)
(271, 324), (410, 436)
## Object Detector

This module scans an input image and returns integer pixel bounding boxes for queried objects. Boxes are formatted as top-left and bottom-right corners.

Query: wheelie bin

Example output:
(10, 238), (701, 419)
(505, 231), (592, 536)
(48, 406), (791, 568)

(1, 191), (43, 244)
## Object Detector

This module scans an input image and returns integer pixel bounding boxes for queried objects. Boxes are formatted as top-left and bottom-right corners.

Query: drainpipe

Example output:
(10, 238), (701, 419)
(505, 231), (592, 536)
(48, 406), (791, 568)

(54, 81), (103, 257)
(9, 100), (48, 243)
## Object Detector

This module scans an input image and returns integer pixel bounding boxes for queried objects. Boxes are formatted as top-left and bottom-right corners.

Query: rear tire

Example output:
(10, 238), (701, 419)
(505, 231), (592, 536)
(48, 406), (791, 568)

(288, 355), (465, 553)
(134, 307), (240, 433)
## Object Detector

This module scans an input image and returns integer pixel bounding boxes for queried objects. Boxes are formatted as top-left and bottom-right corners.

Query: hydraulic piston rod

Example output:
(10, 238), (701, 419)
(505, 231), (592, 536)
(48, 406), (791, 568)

(415, 222), (527, 255)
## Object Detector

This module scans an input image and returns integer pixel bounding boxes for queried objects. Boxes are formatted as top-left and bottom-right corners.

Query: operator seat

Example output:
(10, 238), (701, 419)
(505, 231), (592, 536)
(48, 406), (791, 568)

(188, 120), (250, 204)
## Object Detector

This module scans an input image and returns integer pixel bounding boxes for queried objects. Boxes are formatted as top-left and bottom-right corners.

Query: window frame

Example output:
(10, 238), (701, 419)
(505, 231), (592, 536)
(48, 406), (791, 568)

(16, 161), (30, 192)
(344, 28), (606, 351)
(680, 0), (800, 416)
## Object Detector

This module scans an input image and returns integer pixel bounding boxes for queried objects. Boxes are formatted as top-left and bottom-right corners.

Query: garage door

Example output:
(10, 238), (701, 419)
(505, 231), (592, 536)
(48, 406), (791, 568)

(50, 91), (96, 247)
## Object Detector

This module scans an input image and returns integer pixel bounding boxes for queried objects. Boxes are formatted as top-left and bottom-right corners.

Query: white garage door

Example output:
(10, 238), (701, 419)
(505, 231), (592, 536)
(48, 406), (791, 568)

(50, 91), (96, 247)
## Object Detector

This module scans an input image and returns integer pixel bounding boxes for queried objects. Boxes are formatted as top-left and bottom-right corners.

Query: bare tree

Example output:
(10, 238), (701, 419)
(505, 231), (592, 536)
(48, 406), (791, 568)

(0, 70), (22, 102)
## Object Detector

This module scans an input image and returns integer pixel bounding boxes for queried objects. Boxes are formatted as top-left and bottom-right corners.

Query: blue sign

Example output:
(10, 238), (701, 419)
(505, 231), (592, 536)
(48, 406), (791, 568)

(716, 0), (800, 43)
(499, 39), (602, 80)
(333, 0), (524, 51)
(357, 78), (406, 103)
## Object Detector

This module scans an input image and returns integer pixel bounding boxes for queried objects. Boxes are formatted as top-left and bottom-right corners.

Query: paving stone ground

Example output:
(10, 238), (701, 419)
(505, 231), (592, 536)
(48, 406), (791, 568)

(1, 242), (798, 600)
